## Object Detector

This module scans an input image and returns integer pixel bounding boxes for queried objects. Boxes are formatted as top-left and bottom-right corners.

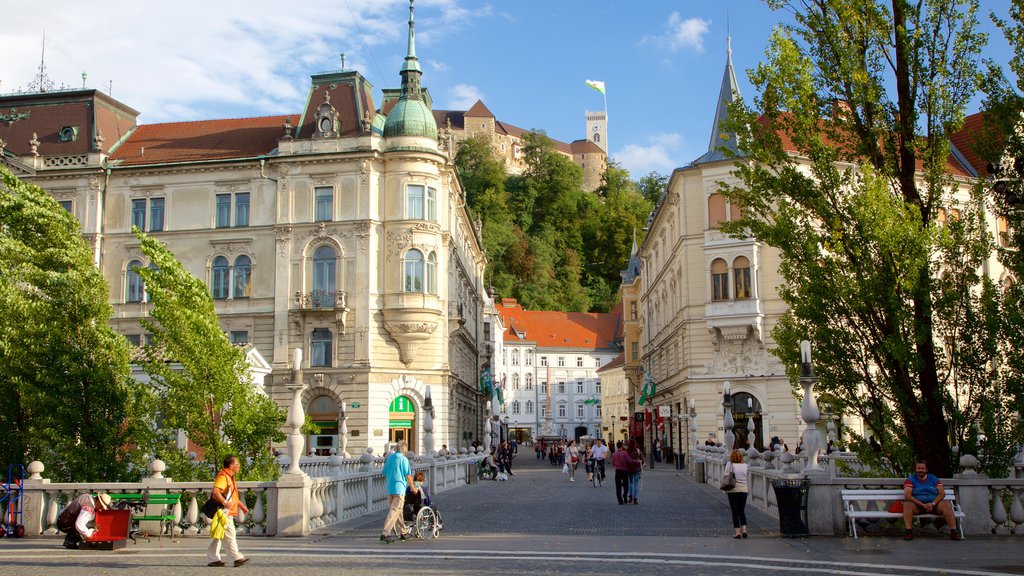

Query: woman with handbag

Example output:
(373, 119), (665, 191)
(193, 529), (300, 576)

(723, 449), (749, 538)
(565, 441), (580, 482)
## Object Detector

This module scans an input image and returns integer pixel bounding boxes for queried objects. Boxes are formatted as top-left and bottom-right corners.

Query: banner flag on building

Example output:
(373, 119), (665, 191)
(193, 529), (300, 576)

(496, 373), (506, 405)
(585, 79), (606, 94)
(639, 370), (656, 406)
(479, 370), (493, 396)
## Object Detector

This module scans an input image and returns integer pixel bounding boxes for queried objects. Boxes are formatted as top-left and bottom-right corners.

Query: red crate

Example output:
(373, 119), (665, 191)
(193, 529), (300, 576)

(90, 509), (130, 542)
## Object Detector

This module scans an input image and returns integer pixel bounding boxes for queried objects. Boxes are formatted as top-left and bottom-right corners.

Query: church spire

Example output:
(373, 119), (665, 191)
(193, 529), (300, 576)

(400, 0), (422, 93)
(695, 34), (742, 164)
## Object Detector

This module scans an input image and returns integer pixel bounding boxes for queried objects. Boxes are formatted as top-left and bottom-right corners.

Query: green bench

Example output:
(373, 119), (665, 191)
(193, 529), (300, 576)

(107, 492), (181, 542)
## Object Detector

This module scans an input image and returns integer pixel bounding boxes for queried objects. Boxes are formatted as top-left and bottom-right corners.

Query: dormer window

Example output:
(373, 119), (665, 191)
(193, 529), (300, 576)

(313, 92), (338, 139)
(58, 126), (79, 142)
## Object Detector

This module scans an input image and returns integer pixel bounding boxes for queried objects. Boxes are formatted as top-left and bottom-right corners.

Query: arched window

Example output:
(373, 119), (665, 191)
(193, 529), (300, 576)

(425, 251), (437, 294)
(403, 249), (424, 292)
(711, 258), (729, 301)
(313, 245), (337, 307)
(126, 260), (144, 303)
(311, 328), (333, 367)
(733, 256), (751, 300)
(730, 201), (743, 222)
(708, 193), (727, 229)
(211, 256), (230, 300)
(233, 255), (252, 299)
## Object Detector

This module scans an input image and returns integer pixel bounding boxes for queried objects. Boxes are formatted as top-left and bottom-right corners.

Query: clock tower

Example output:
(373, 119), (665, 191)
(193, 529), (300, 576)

(585, 110), (607, 154)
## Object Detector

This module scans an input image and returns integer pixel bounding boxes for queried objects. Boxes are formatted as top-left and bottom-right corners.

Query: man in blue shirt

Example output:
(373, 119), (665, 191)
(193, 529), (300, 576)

(902, 460), (959, 540)
(381, 440), (417, 543)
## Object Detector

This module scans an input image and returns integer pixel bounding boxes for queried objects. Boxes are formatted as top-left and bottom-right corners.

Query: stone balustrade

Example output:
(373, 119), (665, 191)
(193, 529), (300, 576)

(20, 449), (480, 539)
(689, 445), (1024, 536)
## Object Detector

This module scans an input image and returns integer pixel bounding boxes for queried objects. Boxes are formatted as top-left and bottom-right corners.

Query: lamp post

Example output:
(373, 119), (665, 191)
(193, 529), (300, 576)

(285, 348), (307, 476)
(689, 399), (698, 465)
(503, 416), (510, 444)
(799, 340), (823, 472)
(723, 381), (735, 452)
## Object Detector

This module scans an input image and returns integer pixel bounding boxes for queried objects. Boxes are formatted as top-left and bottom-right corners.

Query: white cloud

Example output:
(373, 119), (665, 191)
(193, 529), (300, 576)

(641, 12), (710, 53)
(0, 0), (485, 124)
(612, 132), (686, 177)
(446, 84), (484, 109)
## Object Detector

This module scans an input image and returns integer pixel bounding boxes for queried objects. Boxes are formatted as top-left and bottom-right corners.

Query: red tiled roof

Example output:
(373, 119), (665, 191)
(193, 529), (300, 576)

(570, 139), (604, 155)
(497, 298), (621, 350)
(464, 100), (495, 118)
(755, 114), (973, 177)
(110, 115), (292, 166)
(950, 112), (986, 176)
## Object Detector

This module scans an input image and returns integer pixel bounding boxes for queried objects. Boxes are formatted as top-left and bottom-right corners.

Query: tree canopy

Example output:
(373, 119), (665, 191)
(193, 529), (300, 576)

(456, 132), (655, 313)
(135, 231), (284, 481)
(0, 166), (156, 481)
(722, 0), (1004, 476)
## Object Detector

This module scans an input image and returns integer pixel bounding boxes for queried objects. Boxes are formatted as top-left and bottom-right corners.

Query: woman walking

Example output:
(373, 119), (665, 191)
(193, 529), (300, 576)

(611, 441), (637, 504)
(565, 440), (580, 482)
(626, 439), (643, 504)
(724, 449), (749, 538)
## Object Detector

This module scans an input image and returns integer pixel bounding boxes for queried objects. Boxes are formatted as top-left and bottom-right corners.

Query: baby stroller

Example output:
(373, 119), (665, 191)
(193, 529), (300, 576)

(402, 484), (443, 539)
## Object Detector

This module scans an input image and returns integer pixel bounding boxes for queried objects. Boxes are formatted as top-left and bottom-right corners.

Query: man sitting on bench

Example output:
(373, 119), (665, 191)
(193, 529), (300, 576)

(902, 460), (960, 541)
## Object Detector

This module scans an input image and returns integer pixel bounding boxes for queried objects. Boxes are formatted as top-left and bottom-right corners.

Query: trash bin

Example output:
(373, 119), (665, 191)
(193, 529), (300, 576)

(694, 458), (705, 483)
(771, 478), (809, 538)
(676, 452), (685, 470)
(466, 460), (477, 484)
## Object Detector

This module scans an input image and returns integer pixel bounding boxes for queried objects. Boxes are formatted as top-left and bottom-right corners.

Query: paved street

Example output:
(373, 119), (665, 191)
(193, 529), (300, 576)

(1, 455), (1021, 575)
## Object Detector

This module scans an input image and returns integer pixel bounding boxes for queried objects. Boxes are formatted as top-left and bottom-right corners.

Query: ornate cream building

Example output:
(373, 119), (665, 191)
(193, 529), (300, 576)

(636, 41), (1006, 453)
(0, 1), (493, 455)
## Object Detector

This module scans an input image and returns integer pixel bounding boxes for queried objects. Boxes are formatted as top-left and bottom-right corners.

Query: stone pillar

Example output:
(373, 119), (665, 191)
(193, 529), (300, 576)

(285, 348), (307, 476)
(140, 458), (173, 534)
(22, 461), (49, 536)
(954, 454), (990, 536)
(270, 473), (312, 536)
(803, 470), (840, 535)
(799, 340), (823, 472)
(722, 381), (735, 453)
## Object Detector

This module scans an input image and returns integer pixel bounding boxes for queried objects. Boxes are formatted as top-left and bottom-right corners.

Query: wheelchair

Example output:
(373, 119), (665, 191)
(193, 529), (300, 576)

(401, 487), (443, 539)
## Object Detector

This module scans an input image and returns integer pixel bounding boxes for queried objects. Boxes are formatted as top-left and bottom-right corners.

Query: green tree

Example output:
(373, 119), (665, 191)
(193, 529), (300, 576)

(722, 0), (988, 476)
(636, 171), (668, 204)
(135, 231), (284, 481)
(977, 0), (1024, 474)
(0, 166), (156, 481)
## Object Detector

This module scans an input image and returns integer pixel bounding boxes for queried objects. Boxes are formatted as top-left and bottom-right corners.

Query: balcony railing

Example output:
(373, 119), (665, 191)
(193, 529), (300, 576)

(295, 290), (346, 310)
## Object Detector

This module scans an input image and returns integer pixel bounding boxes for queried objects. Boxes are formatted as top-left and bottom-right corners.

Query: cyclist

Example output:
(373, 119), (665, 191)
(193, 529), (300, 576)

(587, 439), (608, 484)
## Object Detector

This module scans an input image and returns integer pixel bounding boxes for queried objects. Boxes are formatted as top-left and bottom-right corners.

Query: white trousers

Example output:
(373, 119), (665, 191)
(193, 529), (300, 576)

(207, 517), (243, 564)
(381, 494), (408, 536)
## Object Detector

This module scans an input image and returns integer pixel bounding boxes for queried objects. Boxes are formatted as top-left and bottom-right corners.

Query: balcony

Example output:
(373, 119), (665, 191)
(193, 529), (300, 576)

(295, 290), (346, 310)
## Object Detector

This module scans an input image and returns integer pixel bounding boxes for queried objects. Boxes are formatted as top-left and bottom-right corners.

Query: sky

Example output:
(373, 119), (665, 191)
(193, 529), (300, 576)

(1, 0), (1017, 179)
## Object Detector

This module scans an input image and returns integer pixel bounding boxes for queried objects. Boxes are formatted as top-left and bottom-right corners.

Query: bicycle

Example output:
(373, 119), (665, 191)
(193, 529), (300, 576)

(588, 458), (605, 488)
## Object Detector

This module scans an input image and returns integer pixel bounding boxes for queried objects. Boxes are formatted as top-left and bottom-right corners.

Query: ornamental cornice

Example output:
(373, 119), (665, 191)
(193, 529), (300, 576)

(384, 321), (438, 335)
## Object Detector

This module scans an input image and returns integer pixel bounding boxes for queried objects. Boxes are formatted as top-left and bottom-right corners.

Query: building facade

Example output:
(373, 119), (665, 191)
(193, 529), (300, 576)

(636, 41), (1008, 455)
(494, 298), (621, 442)
(0, 1), (494, 455)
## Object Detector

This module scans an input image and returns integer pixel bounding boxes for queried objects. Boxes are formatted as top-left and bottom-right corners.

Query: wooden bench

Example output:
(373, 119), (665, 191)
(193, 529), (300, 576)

(107, 492), (181, 542)
(841, 489), (965, 539)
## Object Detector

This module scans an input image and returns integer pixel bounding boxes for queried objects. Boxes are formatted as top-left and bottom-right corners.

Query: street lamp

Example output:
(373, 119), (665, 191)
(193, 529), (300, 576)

(799, 340), (823, 471)
(503, 416), (510, 443)
(723, 381), (735, 452)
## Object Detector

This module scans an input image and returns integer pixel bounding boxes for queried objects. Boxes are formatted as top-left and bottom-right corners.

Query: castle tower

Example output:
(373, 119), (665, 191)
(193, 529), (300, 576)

(585, 110), (607, 153)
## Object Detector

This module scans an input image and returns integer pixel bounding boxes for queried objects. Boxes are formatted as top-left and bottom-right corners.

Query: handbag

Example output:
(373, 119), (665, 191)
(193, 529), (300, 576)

(202, 496), (224, 519)
(720, 469), (736, 491)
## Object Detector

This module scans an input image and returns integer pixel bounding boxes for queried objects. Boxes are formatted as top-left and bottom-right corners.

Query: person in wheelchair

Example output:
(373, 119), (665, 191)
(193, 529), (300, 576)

(403, 472), (431, 522)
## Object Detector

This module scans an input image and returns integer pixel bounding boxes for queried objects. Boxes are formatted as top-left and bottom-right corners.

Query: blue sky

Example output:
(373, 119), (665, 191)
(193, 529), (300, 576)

(0, 0), (1016, 179)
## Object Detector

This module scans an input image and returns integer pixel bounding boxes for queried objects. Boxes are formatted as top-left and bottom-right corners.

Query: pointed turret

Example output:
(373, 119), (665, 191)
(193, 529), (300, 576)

(620, 228), (643, 284)
(695, 36), (741, 164)
(383, 0), (437, 140)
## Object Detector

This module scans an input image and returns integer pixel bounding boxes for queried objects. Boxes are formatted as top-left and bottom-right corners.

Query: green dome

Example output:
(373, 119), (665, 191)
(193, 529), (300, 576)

(383, 98), (437, 140)
(371, 113), (387, 136)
